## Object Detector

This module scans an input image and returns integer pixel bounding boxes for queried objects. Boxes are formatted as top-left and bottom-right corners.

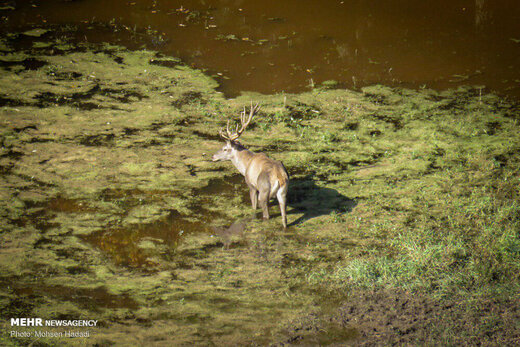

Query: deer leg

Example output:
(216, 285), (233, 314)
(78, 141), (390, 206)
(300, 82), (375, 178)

(258, 172), (271, 220)
(277, 185), (288, 228)
(259, 190), (270, 220)
(248, 185), (258, 210)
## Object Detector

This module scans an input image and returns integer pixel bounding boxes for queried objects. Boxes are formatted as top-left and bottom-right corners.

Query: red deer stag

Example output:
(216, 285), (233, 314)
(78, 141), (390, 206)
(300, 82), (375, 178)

(212, 103), (289, 228)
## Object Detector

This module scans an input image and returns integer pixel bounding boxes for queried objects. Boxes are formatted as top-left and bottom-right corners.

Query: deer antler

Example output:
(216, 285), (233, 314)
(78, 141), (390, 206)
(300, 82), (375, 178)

(219, 101), (260, 141)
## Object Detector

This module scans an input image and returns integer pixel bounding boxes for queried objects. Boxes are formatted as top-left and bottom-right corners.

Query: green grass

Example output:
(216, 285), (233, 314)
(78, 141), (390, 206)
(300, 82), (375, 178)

(316, 169), (520, 298)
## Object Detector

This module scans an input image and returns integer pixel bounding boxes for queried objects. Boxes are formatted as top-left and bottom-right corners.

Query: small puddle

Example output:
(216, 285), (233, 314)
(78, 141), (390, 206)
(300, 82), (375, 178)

(5, 280), (139, 310)
(46, 196), (94, 213)
(82, 210), (210, 269)
(193, 174), (245, 197)
(16, 196), (92, 231)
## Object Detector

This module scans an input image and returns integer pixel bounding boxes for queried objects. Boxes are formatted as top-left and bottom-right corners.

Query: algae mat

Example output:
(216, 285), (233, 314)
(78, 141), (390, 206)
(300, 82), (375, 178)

(1, 33), (520, 346)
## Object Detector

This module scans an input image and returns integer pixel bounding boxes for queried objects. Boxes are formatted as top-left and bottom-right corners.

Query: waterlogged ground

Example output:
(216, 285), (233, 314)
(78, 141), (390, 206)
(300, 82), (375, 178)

(1, 30), (520, 346)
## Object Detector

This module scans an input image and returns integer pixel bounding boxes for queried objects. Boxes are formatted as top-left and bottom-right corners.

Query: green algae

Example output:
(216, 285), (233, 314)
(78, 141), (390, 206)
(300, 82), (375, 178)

(22, 29), (49, 38)
(0, 31), (519, 345)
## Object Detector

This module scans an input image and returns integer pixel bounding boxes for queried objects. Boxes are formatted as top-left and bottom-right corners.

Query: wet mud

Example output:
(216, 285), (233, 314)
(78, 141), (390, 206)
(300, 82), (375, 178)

(277, 289), (520, 346)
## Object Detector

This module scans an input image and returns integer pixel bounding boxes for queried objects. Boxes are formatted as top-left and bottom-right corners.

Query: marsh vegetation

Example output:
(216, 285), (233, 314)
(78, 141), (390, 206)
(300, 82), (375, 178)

(0, 23), (519, 346)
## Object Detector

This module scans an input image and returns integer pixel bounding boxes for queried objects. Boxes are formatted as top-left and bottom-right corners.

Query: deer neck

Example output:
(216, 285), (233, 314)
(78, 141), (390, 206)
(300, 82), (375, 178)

(231, 148), (254, 176)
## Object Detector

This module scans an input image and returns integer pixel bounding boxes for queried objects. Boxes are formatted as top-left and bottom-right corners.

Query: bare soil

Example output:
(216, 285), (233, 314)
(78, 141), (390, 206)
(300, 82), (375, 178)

(277, 289), (520, 346)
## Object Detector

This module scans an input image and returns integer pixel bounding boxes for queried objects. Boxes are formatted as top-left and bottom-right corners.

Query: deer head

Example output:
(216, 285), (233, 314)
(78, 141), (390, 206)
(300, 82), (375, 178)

(212, 102), (260, 162)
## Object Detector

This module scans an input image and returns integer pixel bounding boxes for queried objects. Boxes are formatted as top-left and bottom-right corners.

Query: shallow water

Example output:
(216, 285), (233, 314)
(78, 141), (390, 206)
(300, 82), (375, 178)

(56, 180), (243, 269)
(2, 0), (519, 98)
(5, 282), (140, 310)
(82, 211), (195, 269)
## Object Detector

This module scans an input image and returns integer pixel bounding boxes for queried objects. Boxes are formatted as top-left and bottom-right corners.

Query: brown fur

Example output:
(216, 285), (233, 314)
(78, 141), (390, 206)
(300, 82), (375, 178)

(241, 151), (288, 193)
(213, 140), (289, 228)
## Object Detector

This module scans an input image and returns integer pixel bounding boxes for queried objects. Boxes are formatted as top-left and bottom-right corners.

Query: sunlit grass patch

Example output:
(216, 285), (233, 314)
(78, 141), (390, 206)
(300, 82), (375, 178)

(319, 176), (520, 298)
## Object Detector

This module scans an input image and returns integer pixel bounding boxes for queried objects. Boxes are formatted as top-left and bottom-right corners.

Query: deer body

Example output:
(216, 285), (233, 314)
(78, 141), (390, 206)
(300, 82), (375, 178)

(212, 103), (289, 228)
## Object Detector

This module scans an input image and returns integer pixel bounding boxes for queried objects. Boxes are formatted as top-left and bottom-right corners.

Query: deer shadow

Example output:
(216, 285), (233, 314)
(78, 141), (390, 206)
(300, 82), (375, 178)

(285, 174), (357, 226)
(203, 171), (356, 228)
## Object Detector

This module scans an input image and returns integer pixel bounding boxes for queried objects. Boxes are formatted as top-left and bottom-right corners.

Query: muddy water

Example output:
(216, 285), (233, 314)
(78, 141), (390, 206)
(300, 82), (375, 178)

(82, 211), (192, 269)
(2, 0), (519, 98)
(4, 281), (139, 310)
(80, 176), (245, 269)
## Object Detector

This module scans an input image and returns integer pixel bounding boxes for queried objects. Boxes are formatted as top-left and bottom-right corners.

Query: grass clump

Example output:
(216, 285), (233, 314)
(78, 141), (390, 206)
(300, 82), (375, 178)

(326, 171), (520, 298)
